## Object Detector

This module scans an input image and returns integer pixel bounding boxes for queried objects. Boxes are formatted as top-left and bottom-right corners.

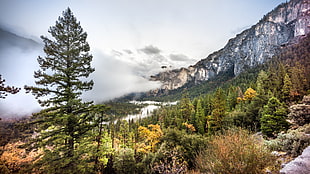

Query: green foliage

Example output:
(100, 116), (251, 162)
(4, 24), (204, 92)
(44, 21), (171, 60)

(0, 75), (20, 99)
(180, 92), (194, 122)
(113, 148), (136, 174)
(196, 128), (277, 174)
(194, 99), (205, 134)
(23, 8), (99, 173)
(161, 128), (208, 169)
(260, 97), (289, 137)
(282, 73), (293, 102)
(207, 88), (226, 134)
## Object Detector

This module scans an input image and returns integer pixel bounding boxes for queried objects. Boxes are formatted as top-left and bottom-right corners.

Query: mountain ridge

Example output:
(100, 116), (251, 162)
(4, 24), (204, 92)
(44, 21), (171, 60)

(150, 0), (309, 95)
(0, 28), (41, 51)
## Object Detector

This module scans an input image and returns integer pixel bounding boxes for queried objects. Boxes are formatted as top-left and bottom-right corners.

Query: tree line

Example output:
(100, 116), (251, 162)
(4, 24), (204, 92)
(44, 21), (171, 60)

(1, 7), (310, 174)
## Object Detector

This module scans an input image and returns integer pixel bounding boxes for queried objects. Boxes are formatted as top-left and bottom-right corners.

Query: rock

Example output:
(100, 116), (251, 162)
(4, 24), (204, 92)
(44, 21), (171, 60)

(272, 151), (287, 157)
(288, 95), (310, 126)
(302, 95), (310, 105)
(280, 145), (310, 174)
(150, 0), (310, 93)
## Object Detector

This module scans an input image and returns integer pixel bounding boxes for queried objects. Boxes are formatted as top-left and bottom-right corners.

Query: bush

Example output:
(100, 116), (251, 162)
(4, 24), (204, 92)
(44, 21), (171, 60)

(196, 128), (277, 174)
(113, 148), (136, 174)
(152, 144), (187, 174)
(265, 124), (310, 157)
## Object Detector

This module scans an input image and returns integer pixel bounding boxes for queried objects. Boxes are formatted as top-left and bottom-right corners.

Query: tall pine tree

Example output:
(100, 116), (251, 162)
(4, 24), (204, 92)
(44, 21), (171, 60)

(25, 8), (95, 173)
(207, 88), (226, 134)
(194, 99), (205, 134)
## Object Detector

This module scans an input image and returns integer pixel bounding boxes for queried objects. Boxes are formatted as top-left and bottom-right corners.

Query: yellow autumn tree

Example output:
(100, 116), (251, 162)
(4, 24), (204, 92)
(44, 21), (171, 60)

(237, 88), (257, 103)
(136, 124), (163, 153)
(243, 88), (257, 101)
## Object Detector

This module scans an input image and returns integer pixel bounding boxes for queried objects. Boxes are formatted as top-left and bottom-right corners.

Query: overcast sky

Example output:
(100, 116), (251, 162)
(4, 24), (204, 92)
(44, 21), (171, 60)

(0, 0), (286, 117)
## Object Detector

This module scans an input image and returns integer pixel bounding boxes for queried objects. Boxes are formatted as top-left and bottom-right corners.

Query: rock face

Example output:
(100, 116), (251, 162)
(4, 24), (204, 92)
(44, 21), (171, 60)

(280, 145), (310, 174)
(151, 0), (310, 92)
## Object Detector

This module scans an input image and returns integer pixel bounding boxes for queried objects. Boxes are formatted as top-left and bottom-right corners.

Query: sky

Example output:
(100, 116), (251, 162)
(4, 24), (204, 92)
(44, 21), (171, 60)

(0, 0), (286, 117)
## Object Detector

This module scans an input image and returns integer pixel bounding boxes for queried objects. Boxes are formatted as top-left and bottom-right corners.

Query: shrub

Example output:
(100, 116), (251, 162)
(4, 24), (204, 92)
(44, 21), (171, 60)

(265, 124), (310, 157)
(113, 148), (136, 174)
(152, 144), (187, 174)
(196, 128), (277, 174)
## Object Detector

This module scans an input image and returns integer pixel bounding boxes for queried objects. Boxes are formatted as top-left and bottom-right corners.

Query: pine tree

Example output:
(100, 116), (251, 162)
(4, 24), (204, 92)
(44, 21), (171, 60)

(282, 73), (293, 102)
(24, 8), (95, 173)
(289, 62), (307, 100)
(260, 97), (289, 137)
(207, 88), (226, 134)
(194, 99), (205, 134)
(256, 70), (269, 96)
(0, 75), (20, 99)
(180, 91), (194, 122)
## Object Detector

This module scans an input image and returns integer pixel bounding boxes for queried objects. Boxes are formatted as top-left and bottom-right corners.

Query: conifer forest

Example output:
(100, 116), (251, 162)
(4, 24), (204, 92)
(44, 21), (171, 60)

(1, 2), (310, 174)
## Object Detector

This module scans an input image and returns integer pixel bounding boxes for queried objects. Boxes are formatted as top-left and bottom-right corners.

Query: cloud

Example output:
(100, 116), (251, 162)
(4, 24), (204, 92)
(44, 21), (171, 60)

(0, 28), (161, 117)
(111, 49), (123, 57)
(139, 45), (161, 55)
(169, 54), (190, 62)
(82, 50), (161, 103)
(0, 41), (42, 118)
(123, 49), (133, 54)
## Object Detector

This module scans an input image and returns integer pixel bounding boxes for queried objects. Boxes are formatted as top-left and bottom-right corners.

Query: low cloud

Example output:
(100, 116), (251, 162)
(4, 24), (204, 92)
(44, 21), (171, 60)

(139, 45), (161, 55)
(0, 29), (161, 117)
(123, 49), (133, 54)
(82, 50), (161, 103)
(0, 45), (42, 118)
(169, 54), (190, 62)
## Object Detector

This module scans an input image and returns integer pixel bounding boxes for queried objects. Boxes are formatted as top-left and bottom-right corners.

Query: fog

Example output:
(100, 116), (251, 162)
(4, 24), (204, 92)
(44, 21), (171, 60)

(0, 29), (161, 118)
(82, 50), (161, 103)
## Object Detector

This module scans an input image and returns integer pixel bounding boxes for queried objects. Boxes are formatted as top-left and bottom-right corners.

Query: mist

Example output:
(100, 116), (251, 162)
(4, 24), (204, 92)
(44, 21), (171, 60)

(0, 29), (161, 118)
(83, 50), (161, 103)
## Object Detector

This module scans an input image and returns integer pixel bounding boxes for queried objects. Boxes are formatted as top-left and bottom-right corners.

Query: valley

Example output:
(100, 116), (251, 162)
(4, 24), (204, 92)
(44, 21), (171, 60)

(0, 0), (310, 173)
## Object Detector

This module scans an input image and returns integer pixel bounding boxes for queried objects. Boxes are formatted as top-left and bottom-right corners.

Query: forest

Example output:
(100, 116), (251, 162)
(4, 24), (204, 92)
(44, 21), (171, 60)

(1, 7), (310, 174)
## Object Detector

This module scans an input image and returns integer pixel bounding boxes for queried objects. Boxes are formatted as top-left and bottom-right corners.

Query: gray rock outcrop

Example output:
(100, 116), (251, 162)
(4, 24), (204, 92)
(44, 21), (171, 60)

(151, 0), (310, 92)
(280, 145), (310, 174)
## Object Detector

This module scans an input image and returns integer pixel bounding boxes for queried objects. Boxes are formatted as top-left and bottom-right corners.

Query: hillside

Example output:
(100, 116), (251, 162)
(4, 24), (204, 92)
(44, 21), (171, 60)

(150, 0), (309, 95)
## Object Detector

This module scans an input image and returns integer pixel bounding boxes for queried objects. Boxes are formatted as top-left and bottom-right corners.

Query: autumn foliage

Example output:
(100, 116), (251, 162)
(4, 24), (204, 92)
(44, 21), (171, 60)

(136, 124), (163, 153)
(196, 128), (277, 174)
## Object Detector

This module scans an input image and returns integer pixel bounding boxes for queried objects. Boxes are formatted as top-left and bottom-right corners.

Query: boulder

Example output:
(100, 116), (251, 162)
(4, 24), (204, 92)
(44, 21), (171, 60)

(280, 145), (310, 174)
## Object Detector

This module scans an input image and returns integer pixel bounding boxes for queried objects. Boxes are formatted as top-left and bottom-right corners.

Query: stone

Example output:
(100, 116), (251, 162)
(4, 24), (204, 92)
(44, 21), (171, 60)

(280, 145), (310, 174)
(288, 95), (310, 126)
(150, 0), (310, 94)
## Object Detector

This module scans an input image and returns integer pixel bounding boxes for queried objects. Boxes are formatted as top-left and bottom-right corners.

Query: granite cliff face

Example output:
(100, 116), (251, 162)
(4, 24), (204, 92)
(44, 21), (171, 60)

(151, 0), (310, 92)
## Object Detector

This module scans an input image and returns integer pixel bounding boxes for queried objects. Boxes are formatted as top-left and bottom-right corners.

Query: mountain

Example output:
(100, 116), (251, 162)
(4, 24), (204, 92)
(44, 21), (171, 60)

(150, 0), (309, 94)
(0, 28), (41, 51)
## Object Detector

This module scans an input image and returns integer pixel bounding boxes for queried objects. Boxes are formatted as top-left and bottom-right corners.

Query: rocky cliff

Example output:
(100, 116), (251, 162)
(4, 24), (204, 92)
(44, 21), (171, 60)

(150, 0), (310, 92)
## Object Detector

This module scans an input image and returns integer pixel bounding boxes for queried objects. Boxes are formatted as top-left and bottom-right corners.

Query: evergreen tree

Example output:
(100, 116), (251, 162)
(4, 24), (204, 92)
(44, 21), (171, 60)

(289, 63), (307, 100)
(260, 97), (289, 137)
(282, 73), (293, 102)
(207, 88), (226, 134)
(180, 91), (194, 123)
(194, 99), (205, 134)
(256, 70), (269, 96)
(24, 8), (95, 173)
(0, 75), (20, 99)
(226, 86), (238, 111)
